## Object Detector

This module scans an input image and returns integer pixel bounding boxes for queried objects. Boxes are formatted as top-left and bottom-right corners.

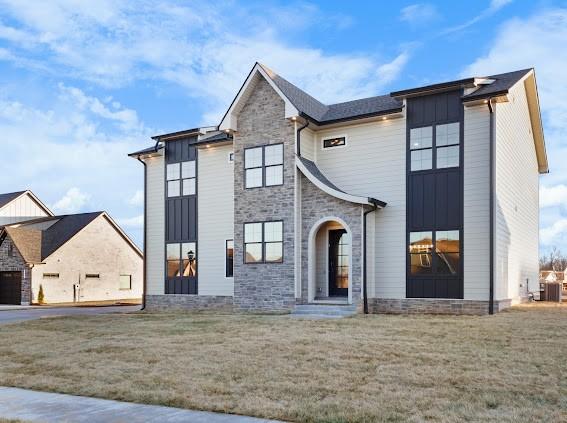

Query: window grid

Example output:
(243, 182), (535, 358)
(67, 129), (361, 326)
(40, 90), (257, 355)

(167, 160), (196, 197)
(408, 230), (460, 277)
(166, 242), (197, 278)
(244, 221), (283, 264)
(244, 144), (283, 188)
(409, 123), (461, 172)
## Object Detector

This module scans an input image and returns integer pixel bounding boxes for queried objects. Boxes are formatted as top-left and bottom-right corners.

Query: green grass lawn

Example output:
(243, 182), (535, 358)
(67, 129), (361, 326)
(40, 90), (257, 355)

(0, 304), (565, 423)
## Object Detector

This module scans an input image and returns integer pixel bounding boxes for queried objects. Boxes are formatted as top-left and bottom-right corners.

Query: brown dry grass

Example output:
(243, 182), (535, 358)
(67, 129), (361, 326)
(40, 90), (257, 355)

(0, 304), (565, 422)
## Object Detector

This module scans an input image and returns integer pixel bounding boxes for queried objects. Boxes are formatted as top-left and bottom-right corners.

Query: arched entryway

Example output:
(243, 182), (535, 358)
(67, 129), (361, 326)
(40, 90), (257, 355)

(307, 217), (353, 304)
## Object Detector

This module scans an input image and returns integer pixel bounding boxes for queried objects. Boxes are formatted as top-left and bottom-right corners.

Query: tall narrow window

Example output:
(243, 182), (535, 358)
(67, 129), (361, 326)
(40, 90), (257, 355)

(410, 126), (433, 171)
(226, 240), (234, 277)
(167, 243), (197, 278)
(244, 144), (283, 188)
(167, 160), (196, 197)
(244, 221), (283, 263)
(436, 122), (460, 168)
(435, 230), (460, 274)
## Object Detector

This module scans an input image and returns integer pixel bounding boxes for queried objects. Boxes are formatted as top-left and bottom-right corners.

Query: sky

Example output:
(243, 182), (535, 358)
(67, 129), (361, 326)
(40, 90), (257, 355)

(0, 0), (566, 251)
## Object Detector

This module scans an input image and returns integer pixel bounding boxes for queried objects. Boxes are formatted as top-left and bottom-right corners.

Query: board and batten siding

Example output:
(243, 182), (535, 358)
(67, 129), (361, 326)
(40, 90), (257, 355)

(462, 104), (491, 300)
(0, 194), (50, 226)
(145, 155), (165, 296)
(197, 143), (235, 296)
(314, 118), (406, 299)
(494, 81), (540, 302)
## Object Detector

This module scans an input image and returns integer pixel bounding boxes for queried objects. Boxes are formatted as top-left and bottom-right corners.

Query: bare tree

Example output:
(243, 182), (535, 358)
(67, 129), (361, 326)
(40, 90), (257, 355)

(540, 247), (567, 271)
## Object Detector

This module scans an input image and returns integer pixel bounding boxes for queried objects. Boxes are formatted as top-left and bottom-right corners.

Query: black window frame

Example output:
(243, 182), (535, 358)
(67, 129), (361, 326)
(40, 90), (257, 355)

(322, 136), (346, 149)
(166, 242), (197, 279)
(244, 143), (284, 189)
(409, 125), (433, 172)
(225, 239), (234, 277)
(408, 230), (461, 278)
(409, 123), (462, 173)
(166, 160), (197, 198)
(435, 122), (461, 169)
(243, 221), (284, 264)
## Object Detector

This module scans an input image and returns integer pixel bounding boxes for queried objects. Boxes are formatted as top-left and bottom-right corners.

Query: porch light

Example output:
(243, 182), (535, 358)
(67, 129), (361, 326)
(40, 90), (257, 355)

(187, 250), (195, 262)
(291, 116), (297, 121)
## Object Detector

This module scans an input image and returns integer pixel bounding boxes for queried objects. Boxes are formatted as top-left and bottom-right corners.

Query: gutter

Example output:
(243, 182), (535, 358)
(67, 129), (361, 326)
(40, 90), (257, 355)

(487, 98), (495, 315)
(296, 119), (309, 156)
(137, 156), (148, 311)
(362, 204), (378, 314)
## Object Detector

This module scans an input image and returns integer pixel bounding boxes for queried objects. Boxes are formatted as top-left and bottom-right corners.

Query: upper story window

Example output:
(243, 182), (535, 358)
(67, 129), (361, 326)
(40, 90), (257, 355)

(166, 242), (197, 278)
(244, 144), (283, 188)
(244, 221), (283, 263)
(167, 161), (196, 197)
(410, 123), (460, 172)
(323, 136), (346, 149)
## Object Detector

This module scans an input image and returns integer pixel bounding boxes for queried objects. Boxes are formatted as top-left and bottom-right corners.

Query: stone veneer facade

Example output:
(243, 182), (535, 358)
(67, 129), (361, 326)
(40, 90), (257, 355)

(232, 77), (296, 312)
(299, 174), (365, 306)
(145, 294), (233, 311)
(0, 236), (31, 305)
(368, 298), (512, 315)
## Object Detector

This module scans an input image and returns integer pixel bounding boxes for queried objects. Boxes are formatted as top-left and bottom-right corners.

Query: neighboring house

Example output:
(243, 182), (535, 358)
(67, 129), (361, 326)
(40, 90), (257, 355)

(130, 63), (547, 315)
(0, 208), (143, 305)
(0, 190), (53, 226)
(540, 270), (562, 283)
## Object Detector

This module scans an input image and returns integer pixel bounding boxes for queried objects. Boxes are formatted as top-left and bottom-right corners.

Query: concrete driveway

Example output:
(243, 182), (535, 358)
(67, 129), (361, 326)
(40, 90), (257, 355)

(0, 305), (141, 325)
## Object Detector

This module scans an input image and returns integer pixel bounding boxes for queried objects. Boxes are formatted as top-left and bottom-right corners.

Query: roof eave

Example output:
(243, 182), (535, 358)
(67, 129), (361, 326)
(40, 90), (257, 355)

(300, 107), (404, 127)
(391, 78), (476, 98)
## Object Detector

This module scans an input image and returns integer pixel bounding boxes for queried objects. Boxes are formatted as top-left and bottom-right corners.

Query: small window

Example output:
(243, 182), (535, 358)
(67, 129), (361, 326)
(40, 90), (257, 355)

(244, 221), (283, 263)
(85, 274), (100, 279)
(410, 126), (433, 171)
(43, 273), (59, 279)
(226, 240), (234, 277)
(228, 152), (234, 163)
(7, 243), (14, 257)
(408, 232), (433, 275)
(166, 243), (197, 278)
(167, 160), (196, 197)
(436, 123), (460, 168)
(323, 136), (346, 149)
(244, 144), (283, 188)
(119, 274), (132, 290)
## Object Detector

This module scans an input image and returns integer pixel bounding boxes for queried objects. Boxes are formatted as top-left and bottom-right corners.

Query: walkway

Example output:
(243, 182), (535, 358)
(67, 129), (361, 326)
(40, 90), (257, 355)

(0, 387), (283, 422)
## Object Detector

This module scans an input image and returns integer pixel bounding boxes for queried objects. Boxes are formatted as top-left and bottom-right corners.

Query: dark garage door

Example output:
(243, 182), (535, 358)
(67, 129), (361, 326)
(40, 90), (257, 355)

(0, 272), (22, 305)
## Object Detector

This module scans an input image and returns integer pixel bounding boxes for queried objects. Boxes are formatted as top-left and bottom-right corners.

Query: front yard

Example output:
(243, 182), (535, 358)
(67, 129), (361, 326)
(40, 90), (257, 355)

(0, 304), (565, 423)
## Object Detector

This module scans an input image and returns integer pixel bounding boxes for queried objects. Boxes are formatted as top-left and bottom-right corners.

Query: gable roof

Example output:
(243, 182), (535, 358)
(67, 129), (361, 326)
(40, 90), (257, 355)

(0, 190), (54, 216)
(1, 211), (142, 263)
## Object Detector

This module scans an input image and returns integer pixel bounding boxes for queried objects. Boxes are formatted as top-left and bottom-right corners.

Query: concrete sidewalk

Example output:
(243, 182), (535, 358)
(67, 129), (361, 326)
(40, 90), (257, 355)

(0, 387), (283, 423)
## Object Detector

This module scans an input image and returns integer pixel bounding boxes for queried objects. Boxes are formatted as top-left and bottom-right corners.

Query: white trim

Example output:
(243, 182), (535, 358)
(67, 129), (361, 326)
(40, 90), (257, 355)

(0, 190), (54, 216)
(308, 216), (353, 304)
(320, 134), (348, 151)
(296, 157), (380, 207)
(219, 63), (299, 131)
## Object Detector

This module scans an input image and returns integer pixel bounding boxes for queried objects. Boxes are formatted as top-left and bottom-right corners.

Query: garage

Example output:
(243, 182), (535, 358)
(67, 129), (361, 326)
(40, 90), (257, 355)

(0, 271), (22, 305)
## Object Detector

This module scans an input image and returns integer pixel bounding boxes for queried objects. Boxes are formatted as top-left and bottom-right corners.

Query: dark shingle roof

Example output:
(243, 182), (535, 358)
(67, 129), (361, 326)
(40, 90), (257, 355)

(298, 157), (346, 193)
(0, 191), (26, 209)
(128, 145), (163, 157)
(3, 212), (103, 262)
(198, 132), (232, 143)
(462, 69), (532, 101)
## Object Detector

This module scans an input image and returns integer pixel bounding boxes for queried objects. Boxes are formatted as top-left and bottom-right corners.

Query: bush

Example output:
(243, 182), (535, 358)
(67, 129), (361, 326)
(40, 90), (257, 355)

(38, 284), (45, 304)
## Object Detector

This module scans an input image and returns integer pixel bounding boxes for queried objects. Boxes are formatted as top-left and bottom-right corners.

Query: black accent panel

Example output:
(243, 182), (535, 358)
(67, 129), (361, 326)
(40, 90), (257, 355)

(407, 91), (461, 127)
(166, 136), (197, 163)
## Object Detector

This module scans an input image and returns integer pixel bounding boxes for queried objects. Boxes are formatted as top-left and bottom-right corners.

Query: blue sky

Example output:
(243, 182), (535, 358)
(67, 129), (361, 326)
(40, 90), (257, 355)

(0, 0), (566, 250)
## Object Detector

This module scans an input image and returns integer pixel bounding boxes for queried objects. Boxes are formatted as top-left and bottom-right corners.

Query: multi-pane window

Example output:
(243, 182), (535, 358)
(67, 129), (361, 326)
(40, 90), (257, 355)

(410, 123), (460, 171)
(436, 123), (460, 168)
(244, 144), (283, 188)
(244, 221), (283, 263)
(410, 126), (433, 171)
(409, 231), (460, 276)
(166, 242), (197, 278)
(323, 136), (346, 149)
(167, 160), (196, 197)
(226, 240), (234, 277)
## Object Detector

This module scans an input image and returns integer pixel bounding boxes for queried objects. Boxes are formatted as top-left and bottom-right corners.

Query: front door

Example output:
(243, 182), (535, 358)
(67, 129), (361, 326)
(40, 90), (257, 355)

(0, 271), (22, 305)
(328, 229), (349, 297)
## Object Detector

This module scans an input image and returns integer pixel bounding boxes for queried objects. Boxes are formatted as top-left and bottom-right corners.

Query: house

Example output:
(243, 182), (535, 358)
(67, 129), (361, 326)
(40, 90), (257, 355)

(130, 63), (547, 315)
(0, 193), (143, 305)
(0, 190), (53, 226)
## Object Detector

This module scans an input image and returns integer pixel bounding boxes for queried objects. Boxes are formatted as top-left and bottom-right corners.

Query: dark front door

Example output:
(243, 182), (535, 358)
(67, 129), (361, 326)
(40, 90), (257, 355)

(328, 229), (349, 297)
(0, 271), (22, 305)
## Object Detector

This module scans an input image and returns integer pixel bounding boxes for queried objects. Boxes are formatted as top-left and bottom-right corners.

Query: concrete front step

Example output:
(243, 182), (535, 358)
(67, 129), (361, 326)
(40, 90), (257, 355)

(291, 304), (357, 318)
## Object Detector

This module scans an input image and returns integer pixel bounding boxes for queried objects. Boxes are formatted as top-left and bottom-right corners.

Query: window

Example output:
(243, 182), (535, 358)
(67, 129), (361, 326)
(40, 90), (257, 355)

(409, 230), (460, 276)
(228, 152), (234, 163)
(167, 160), (196, 197)
(226, 240), (234, 277)
(410, 126), (433, 171)
(43, 273), (59, 279)
(85, 274), (100, 279)
(120, 274), (132, 290)
(166, 242), (197, 278)
(244, 221), (283, 263)
(436, 123), (460, 168)
(244, 144), (283, 188)
(409, 231), (433, 275)
(7, 243), (14, 257)
(323, 136), (346, 149)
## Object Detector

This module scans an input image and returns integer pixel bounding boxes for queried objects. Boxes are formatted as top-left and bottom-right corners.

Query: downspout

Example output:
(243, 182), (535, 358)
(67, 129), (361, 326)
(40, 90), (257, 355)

(137, 156), (148, 311)
(363, 203), (378, 314)
(296, 118), (309, 157)
(487, 98), (495, 315)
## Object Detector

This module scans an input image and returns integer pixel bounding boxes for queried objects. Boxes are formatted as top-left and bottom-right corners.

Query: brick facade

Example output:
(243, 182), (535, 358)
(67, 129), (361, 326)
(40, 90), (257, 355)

(368, 298), (512, 315)
(145, 294), (233, 311)
(232, 77), (296, 312)
(0, 235), (31, 305)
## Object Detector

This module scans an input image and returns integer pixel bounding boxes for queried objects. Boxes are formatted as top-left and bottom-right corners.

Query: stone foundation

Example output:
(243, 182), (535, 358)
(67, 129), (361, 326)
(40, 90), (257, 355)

(145, 294), (233, 311)
(368, 298), (513, 315)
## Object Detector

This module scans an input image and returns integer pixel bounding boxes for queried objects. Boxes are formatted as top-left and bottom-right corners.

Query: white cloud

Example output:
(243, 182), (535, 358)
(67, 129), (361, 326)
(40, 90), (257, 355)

(118, 214), (143, 228)
(128, 190), (144, 207)
(52, 188), (90, 214)
(400, 4), (439, 25)
(441, 0), (513, 35)
(540, 185), (567, 208)
(541, 219), (567, 245)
